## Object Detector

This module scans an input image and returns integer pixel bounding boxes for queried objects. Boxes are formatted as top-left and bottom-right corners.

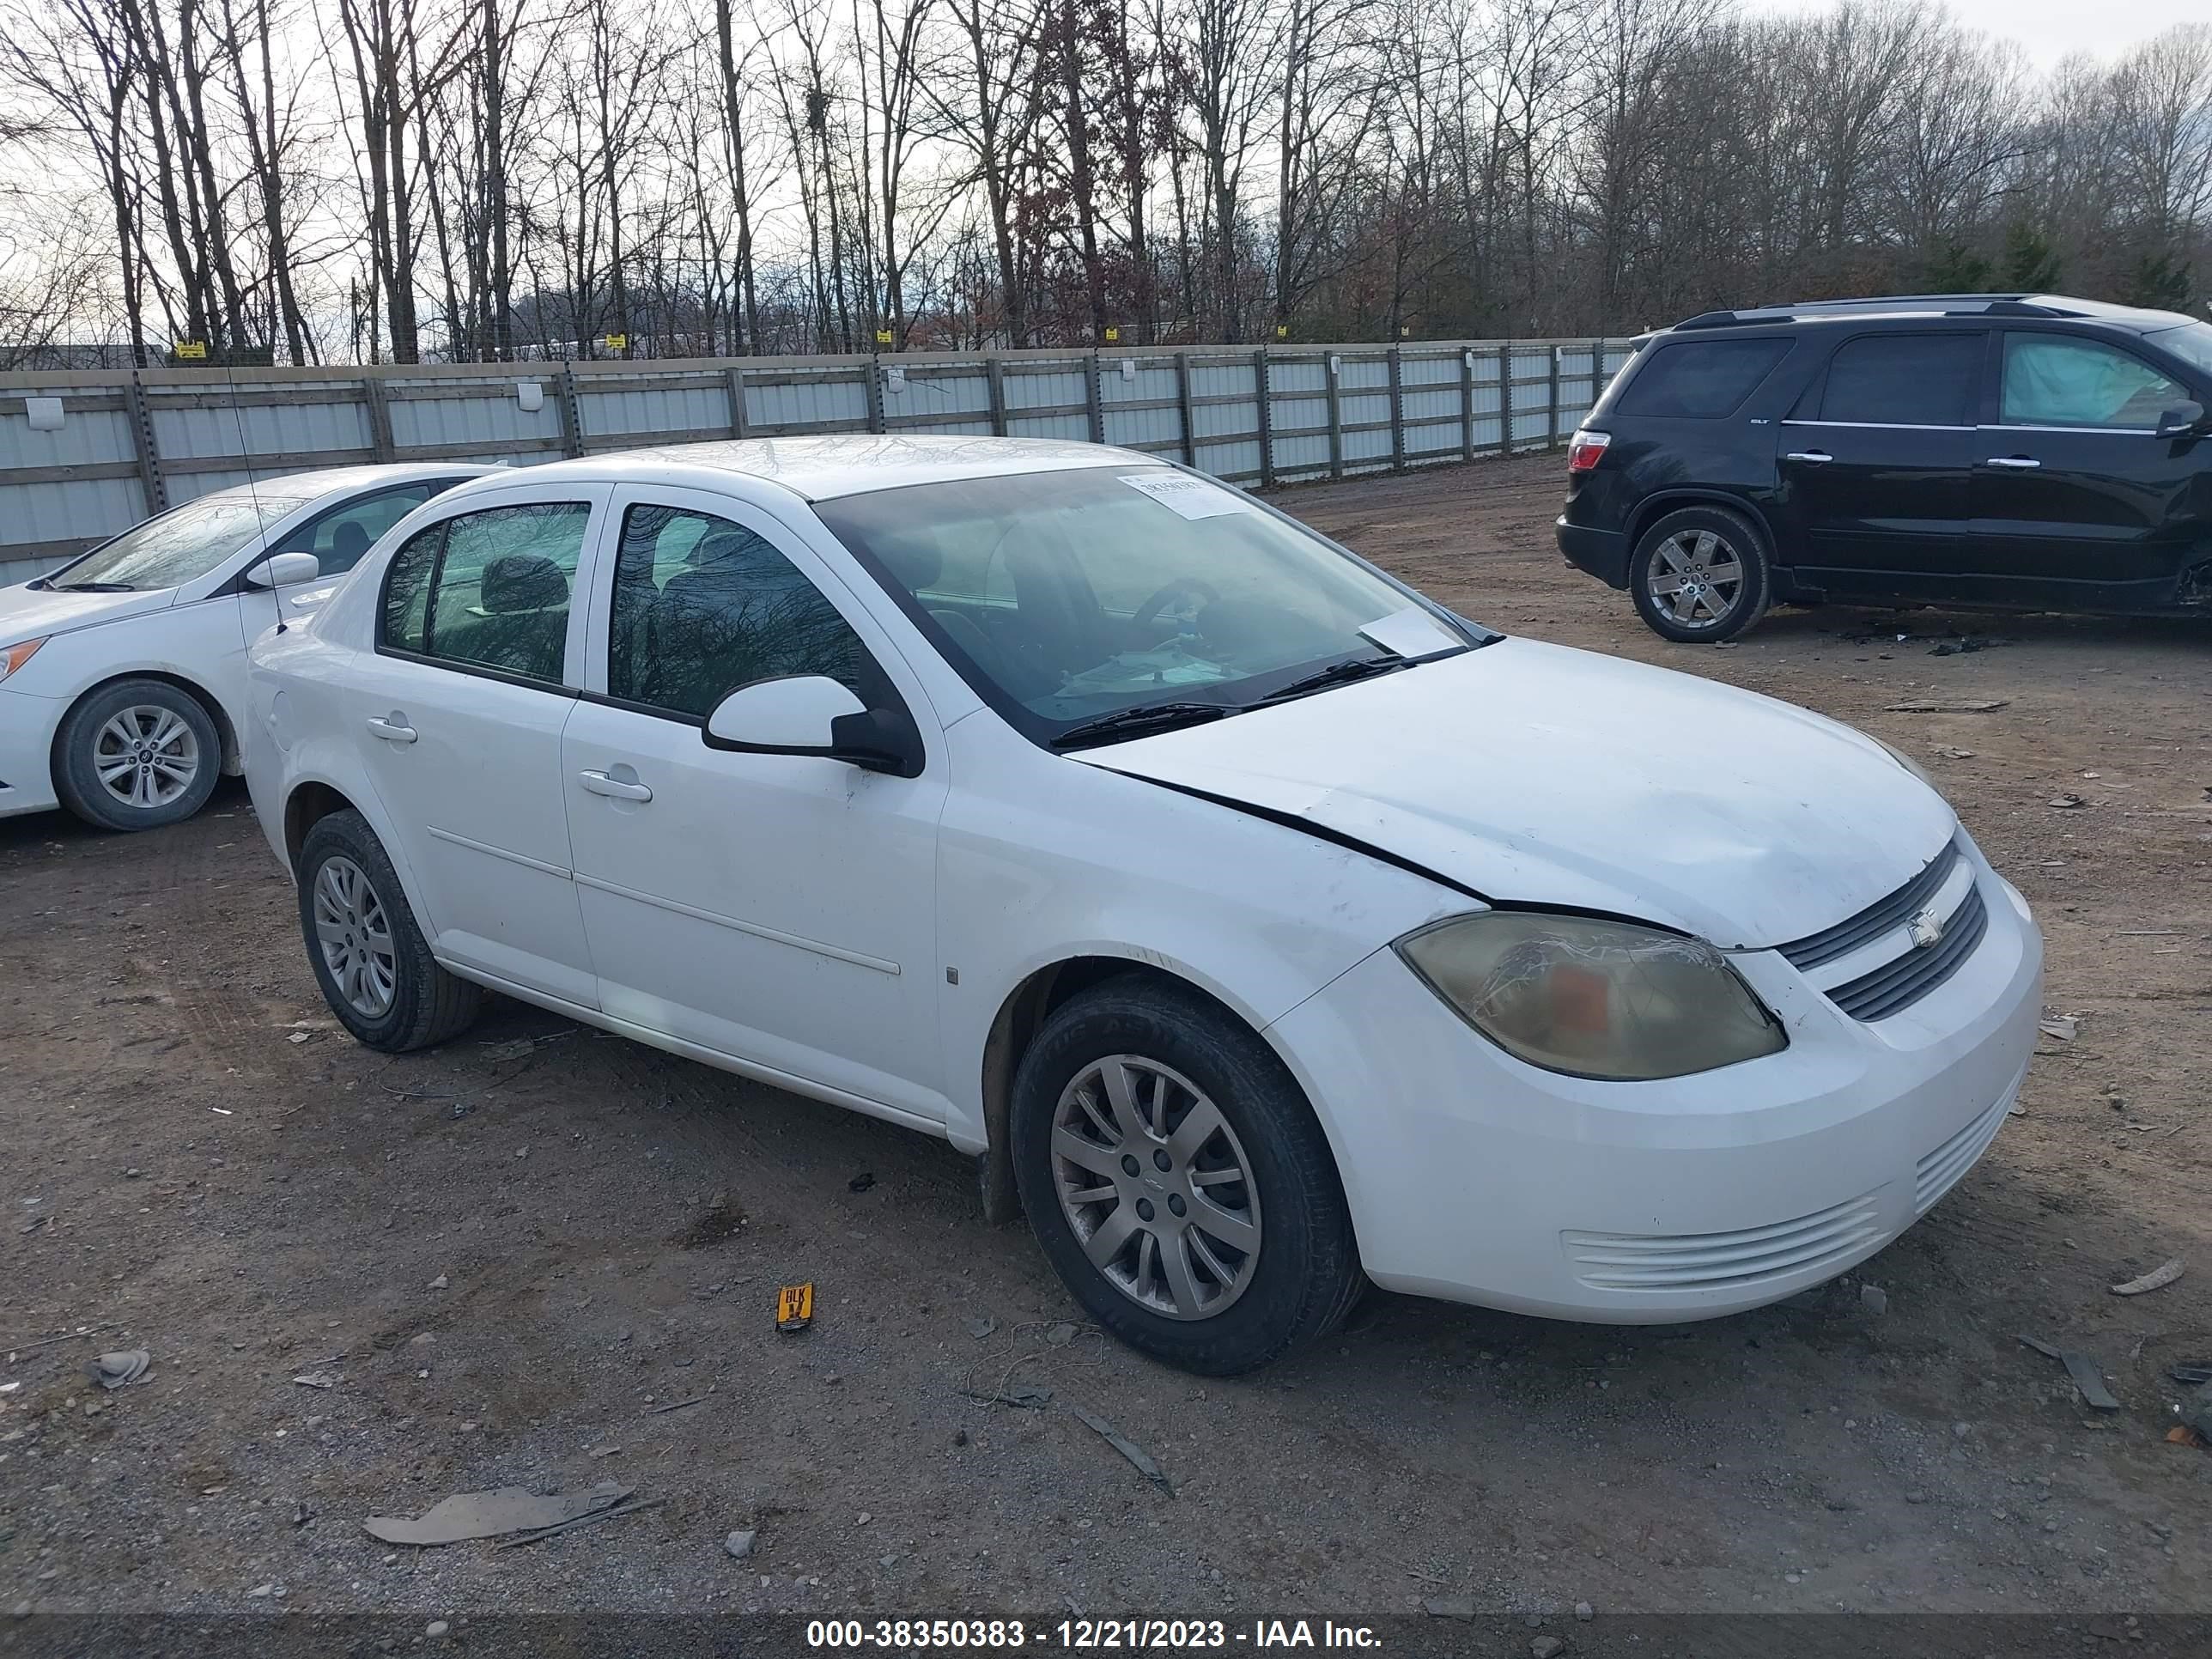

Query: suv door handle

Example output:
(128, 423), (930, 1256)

(365, 714), (416, 744)
(578, 769), (653, 803)
(1783, 450), (1832, 464)
(1984, 456), (2041, 469)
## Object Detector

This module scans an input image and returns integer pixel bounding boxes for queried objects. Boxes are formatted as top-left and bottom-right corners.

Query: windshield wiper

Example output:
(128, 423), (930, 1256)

(1052, 701), (1234, 750)
(1256, 653), (1411, 705)
(52, 580), (136, 592)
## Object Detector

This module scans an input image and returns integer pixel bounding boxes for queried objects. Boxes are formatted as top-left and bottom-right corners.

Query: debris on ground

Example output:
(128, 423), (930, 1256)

(1531, 1638), (1567, 1659)
(365, 1481), (634, 1547)
(428, 1273), (449, 1290)
(1071, 1406), (1175, 1495)
(724, 1528), (757, 1561)
(643, 1395), (707, 1414)
(848, 1171), (876, 1193)
(1859, 1284), (1888, 1316)
(480, 1030), (574, 1062)
(2019, 1335), (2121, 1411)
(2166, 1425), (2205, 1448)
(2110, 1259), (2184, 1297)
(2167, 1364), (2212, 1387)
(496, 1495), (664, 1548)
(1420, 1596), (1475, 1620)
(291, 1371), (338, 1390)
(1045, 1322), (1079, 1346)
(2184, 1382), (2212, 1443)
(775, 1283), (814, 1333)
(1885, 699), (2009, 714)
(965, 1316), (998, 1340)
(1930, 745), (1977, 759)
(960, 1385), (1054, 1410)
(2048, 794), (2086, 810)
(85, 1349), (149, 1389)
(2038, 1015), (2079, 1042)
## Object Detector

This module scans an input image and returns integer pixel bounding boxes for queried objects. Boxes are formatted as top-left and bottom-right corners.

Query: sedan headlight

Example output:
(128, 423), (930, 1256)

(0, 637), (46, 683)
(1395, 911), (1786, 1080)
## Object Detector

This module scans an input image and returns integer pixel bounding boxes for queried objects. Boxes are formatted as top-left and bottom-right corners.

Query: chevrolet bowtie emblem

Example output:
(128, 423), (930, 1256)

(1907, 907), (1946, 950)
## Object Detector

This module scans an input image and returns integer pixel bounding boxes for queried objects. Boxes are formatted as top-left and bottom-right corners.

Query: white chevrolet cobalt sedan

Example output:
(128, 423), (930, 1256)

(0, 465), (486, 830)
(245, 437), (2041, 1375)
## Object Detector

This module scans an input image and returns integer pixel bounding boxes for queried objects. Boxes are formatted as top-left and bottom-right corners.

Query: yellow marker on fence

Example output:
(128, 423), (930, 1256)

(775, 1282), (814, 1332)
(1103, 326), (1119, 343)
(875, 328), (893, 345)
(602, 332), (628, 352)
(173, 341), (207, 360)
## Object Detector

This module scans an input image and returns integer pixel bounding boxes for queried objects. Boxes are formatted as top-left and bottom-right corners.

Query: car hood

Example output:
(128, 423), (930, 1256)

(1071, 637), (1955, 950)
(0, 581), (176, 641)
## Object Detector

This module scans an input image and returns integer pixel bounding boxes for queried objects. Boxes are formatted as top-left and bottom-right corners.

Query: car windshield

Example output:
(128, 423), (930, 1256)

(815, 466), (1476, 744)
(2146, 321), (2212, 381)
(52, 489), (313, 592)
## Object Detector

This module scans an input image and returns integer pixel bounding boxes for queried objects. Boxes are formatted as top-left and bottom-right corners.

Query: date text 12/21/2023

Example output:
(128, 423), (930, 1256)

(805, 1620), (1384, 1650)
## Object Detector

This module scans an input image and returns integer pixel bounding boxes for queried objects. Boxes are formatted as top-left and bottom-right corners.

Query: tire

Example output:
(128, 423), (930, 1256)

(52, 678), (222, 832)
(296, 809), (481, 1053)
(1010, 975), (1364, 1375)
(1628, 504), (1773, 643)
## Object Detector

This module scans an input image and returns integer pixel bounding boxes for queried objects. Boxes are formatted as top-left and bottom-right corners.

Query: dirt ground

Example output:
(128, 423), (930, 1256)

(3, 451), (2209, 1633)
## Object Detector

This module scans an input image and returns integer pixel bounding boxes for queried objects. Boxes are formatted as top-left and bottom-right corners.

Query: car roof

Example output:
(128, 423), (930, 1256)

(478, 435), (1157, 504)
(199, 461), (496, 509)
(1662, 294), (2198, 336)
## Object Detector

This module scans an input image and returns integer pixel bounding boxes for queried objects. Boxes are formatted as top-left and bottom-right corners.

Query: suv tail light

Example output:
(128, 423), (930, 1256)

(1566, 429), (1611, 474)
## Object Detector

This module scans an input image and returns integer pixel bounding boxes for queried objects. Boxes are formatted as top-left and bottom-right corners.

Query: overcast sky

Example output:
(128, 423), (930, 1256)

(1742, 0), (2203, 67)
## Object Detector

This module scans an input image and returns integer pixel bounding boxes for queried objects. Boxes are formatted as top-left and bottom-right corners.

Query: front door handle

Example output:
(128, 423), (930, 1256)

(365, 714), (416, 744)
(1984, 456), (2041, 469)
(578, 768), (653, 803)
(1783, 449), (1832, 465)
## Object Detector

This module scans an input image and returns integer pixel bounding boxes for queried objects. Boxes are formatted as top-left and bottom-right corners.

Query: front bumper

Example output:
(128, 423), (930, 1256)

(0, 685), (62, 818)
(1267, 849), (2043, 1323)
(1555, 519), (1630, 589)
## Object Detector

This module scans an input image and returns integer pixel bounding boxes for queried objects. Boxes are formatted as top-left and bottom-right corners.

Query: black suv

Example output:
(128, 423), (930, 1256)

(1555, 294), (2212, 641)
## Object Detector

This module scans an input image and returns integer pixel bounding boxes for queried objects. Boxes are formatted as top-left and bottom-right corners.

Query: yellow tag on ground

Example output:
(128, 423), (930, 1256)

(775, 1283), (814, 1332)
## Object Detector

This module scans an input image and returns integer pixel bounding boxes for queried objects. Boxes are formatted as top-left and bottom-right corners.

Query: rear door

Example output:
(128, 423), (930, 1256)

(1772, 329), (1985, 599)
(1965, 330), (2206, 608)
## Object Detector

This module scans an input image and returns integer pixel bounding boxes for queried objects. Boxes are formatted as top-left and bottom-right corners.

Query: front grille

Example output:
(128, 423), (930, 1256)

(1563, 1192), (1885, 1291)
(1826, 884), (1988, 1020)
(1778, 840), (1962, 970)
(1913, 1080), (2017, 1215)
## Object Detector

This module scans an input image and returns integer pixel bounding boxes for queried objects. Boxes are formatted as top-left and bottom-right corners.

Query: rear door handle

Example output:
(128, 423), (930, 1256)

(1984, 456), (2041, 469)
(365, 714), (416, 744)
(1783, 450), (1832, 464)
(578, 769), (653, 803)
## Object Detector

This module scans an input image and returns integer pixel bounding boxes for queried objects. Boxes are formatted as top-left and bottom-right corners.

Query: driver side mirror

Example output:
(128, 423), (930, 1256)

(702, 675), (924, 777)
(2154, 400), (2206, 440)
(246, 551), (320, 588)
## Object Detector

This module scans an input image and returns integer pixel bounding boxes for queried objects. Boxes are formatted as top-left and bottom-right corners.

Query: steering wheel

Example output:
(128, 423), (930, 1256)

(1130, 578), (1222, 635)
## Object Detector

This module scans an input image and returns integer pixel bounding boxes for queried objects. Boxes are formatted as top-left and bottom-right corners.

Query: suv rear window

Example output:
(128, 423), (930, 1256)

(1613, 338), (1791, 419)
(1818, 333), (1982, 426)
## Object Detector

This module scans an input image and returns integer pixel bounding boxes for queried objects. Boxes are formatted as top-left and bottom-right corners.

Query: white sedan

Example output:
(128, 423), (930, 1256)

(0, 464), (486, 830)
(244, 437), (2041, 1375)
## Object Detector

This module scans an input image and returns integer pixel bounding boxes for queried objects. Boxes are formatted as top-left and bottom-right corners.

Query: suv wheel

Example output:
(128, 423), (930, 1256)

(53, 678), (222, 831)
(1628, 505), (1772, 643)
(296, 809), (482, 1052)
(1010, 975), (1364, 1375)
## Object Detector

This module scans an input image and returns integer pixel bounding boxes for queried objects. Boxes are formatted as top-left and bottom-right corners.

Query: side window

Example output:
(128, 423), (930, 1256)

(379, 501), (590, 685)
(1613, 337), (1792, 419)
(2000, 334), (2189, 429)
(270, 483), (439, 575)
(1818, 333), (1981, 426)
(608, 503), (866, 720)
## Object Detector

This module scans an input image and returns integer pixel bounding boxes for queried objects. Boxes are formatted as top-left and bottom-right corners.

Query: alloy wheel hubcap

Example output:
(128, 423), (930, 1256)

(313, 855), (398, 1019)
(1049, 1055), (1262, 1321)
(1648, 531), (1743, 627)
(94, 706), (199, 810)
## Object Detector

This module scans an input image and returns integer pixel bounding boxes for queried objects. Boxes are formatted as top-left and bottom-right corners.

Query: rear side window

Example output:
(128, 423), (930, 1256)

(380, 501), (592, 685)
(1818, 333), (1983, 426)
(1613, 338), (1791, 419)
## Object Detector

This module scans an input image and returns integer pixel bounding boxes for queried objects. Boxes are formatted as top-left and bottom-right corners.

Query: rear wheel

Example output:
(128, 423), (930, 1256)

(53, 678), (222, 831)
(1010, 975), (1364, 1375)
(296, 809), (481, 1052)
(1629, 505), (1772, 643)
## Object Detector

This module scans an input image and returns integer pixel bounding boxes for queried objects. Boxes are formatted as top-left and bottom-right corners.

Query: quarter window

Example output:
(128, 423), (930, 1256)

(379, 501), (591, 685)
(1999, 335), (2188, 429)
(1613, 338), (1792, 419)
(607, 503), (866, 719)
(1818, 333), (1982, 426)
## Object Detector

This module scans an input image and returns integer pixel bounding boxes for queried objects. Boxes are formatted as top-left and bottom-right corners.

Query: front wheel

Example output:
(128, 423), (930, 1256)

(1628, 505), (1773, 643)
(296, 809), (481, 1052)
(52, 678), (222, 831)
(1010, 975), (1364, 1375)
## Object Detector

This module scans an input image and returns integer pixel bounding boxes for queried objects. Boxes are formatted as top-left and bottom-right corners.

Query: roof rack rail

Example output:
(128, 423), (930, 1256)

(1673, 294), (2087, 331)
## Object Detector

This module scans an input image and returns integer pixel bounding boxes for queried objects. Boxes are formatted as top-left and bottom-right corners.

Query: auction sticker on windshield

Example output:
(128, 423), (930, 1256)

(1120, 471), (1249, 520)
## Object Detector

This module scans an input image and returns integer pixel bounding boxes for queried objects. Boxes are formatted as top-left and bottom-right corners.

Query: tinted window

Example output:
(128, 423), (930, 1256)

(1818, 333), (1981, 425)
(2000, 334), (2190, 429)
(379, 501), (590, 684)
(270, 483), (441, 576)
(1613, 338), (1791, 419)
(608, 503), (865, 719)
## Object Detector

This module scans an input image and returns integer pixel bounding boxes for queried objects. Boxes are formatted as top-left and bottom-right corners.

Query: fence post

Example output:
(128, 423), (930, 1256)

(361, 374), (396, 462)
(866, 356), (887, 434)
(1547, 345), (1563, 449)
(1498, 345), (1512, 453)
(986, 357), (1007, 436)
(1388, 345), (1405, 472)
(556, 364), (585, 458)
(123, 372), (166, 514)
(1085, 351), (1105, 444)
(1459, 349), (1476, 463)
(1252, 348), (1275, 488)
(1176, 350), (1196, 467)
(1326, 354), (1344, 481)
(726, 366), (750, 438)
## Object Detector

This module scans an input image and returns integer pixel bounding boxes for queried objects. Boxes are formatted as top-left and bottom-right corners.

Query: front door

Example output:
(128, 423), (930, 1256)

(562, 486), (950, 1121)
(1966, 330), (2207, 609)
(349, 491), (605, 1007)
(1772, 329), (1985, 601)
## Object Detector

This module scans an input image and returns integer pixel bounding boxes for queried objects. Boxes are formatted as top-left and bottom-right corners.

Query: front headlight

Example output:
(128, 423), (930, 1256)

(1395, 911), (1786, 1080)
(0, 637), (47, 683)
